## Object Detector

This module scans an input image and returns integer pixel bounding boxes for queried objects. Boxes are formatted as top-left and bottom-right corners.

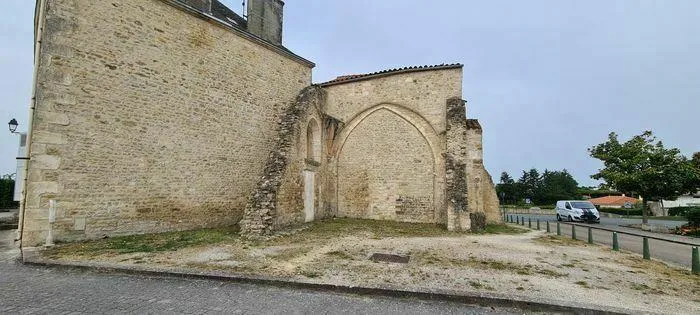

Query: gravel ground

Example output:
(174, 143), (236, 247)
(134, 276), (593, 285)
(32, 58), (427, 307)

(43, 222), (700, 314)
(0, 231), (521, 314)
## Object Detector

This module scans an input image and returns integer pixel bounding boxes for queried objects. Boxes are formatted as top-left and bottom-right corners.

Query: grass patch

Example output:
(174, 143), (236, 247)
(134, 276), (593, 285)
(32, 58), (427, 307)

(44, 228), (239, 258)
(265, 219), (528, 247)
(414, 252), (568, 278)
(575, 281), (592, 288)
(469, 280), (495, 291)
(263, 218), (453, 246)
(325, 250), (354, 260)
(535, 235), (585, 247)
(537, 269), (568, 278)
(469, 281), (483, 289)
(479, 224), (529, 235)
(298, 268), (322, 278)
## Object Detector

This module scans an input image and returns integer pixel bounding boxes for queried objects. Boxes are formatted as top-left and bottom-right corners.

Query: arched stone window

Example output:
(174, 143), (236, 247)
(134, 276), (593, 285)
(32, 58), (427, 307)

(306, 118), (321, 162)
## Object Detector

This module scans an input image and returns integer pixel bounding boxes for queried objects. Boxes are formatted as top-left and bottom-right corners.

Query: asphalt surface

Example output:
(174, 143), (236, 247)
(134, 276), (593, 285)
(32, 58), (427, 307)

(0, 230), (521, 314)
(509, 214), (698, 268)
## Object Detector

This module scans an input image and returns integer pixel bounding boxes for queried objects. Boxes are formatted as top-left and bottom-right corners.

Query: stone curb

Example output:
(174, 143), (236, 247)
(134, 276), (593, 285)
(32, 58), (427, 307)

(21, 250), (631, 315)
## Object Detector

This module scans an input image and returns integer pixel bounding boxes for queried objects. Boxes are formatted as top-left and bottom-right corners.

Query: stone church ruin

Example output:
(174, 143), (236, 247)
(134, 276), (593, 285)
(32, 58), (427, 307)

(18, 0), (500, 247)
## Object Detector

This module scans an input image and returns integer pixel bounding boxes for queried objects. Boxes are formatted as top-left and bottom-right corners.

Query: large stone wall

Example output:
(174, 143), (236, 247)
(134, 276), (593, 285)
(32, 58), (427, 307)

(22, 0), (311, 246)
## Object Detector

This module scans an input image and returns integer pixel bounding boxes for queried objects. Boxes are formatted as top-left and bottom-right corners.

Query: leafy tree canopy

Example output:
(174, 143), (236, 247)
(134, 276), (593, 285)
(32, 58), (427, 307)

(497, 169), (579, 205)
(589, 131), (699, 202)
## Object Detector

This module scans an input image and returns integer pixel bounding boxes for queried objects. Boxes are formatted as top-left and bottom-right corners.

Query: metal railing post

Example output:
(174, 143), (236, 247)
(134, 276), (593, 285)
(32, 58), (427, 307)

(528, 218), (531, 228)
(536, 219), (540, 230)
(546, 221), (550, 233)
(587, 227), (593, 244)
(692, 247), (699, 275)
(556, 222), (561, 236)
(612, 232), (619, 251)
(571, 224), (576, 240)
(643, 237), (650, 260)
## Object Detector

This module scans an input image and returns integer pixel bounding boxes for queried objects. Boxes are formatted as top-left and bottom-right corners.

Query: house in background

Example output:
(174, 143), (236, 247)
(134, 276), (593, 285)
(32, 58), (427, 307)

(588, 195), (641, 209)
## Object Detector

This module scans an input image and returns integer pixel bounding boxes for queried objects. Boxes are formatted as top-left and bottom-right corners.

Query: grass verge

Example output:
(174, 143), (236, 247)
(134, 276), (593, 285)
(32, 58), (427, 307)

(43, 218), (528, 259)
(44, 228), (239, 258)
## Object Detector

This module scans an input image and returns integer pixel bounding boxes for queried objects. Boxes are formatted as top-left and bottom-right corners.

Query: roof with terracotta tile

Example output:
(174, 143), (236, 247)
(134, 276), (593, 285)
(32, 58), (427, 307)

(588, 195), (641, 206)
(318, 63), (463, 86)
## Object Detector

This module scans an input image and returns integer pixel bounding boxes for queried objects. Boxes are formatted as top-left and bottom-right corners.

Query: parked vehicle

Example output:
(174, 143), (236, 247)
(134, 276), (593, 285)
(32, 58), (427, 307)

(555, 200), (600, 223)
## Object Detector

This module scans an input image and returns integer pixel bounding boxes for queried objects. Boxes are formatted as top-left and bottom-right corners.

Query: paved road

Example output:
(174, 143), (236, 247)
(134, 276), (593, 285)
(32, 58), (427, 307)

(508, 215), (697, 268)
(0, 230), (518, 314)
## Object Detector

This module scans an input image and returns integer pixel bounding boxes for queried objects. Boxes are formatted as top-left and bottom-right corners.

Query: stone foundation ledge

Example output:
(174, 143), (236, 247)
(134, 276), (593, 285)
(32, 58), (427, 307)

(20, 248), (627, 315)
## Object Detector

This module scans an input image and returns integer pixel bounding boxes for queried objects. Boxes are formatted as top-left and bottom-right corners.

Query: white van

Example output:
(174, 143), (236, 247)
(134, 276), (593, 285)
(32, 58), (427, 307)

(555, 200), (600, 223)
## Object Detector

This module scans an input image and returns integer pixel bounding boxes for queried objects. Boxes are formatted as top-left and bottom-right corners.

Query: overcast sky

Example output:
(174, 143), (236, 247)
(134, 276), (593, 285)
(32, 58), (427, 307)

(1, 0), (699, 186)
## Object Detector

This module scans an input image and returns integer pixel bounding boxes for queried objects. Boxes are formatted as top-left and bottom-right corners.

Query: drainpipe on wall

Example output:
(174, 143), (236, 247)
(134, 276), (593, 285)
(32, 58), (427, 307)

(17, 0), (49, 249)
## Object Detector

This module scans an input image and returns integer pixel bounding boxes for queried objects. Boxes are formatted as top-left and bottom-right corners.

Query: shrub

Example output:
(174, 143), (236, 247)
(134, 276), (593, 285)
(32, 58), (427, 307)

(470, 212), (487, 232)
(668, 207), (700, 217)
(0, 176), (18, 209)
(598, 208), (643, 216)
(686, 208), (700, 227)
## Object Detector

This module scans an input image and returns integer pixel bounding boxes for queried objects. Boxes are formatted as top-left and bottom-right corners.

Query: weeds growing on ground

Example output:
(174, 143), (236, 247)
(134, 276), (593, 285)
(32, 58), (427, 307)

(44, 228), (239, 257)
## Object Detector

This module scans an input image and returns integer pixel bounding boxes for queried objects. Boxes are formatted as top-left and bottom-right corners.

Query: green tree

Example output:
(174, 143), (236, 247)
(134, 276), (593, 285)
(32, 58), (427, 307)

(589, 131), (700, 223)
(518, 169), (541, 202)
(496, 172), (518, 205)
(537, 169), (579, 205)
(693, 153), (700, 188)
(0, 173), (18, 209)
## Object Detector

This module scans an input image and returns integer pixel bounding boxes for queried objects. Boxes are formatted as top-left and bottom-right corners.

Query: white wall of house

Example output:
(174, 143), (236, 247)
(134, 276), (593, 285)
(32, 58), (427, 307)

(663, 193), (700, 208)
(13, 133), (26, 201)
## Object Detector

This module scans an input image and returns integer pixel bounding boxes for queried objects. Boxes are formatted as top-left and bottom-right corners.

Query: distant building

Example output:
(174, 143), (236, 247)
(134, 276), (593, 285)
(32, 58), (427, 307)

(13, 133), (27, 202)
(662, 193), (700, 208)
(588, 195), (641, 209)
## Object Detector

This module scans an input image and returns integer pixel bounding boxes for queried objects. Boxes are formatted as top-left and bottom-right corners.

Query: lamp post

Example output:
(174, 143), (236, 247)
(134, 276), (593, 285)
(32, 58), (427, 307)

(8, 118), (19, 134)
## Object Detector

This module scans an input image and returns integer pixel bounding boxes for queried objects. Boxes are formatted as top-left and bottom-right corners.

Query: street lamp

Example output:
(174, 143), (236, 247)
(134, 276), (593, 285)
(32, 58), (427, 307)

(8, 118), (18, 133)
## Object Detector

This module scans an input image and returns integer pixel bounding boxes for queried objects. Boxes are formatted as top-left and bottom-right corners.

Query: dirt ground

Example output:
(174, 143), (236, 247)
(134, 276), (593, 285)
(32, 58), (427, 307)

(43, 218), (700, 314)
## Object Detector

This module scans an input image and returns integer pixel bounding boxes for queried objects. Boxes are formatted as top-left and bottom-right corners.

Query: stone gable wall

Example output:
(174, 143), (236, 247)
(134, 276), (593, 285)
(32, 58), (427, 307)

(322, 69), (461, 224)
(323, 69), (462, 134)
(22, 0), (311, 246)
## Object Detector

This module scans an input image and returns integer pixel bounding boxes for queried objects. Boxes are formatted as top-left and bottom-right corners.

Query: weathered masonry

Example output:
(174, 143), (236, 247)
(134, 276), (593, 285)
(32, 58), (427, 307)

(19, 0), (500, 247)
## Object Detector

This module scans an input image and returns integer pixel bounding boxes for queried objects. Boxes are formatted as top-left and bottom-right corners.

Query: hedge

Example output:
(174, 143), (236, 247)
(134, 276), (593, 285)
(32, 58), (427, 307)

(684, 208), (700, 227)
(598, 208), (643, 216)
(0, 178), (18, 209)
(668, 207), (700, 217)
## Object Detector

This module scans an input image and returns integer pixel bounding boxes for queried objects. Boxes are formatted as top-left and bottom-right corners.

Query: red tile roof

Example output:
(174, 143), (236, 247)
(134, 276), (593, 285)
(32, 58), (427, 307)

(319, 63), (463, 86)
(588, 195), (640, 206)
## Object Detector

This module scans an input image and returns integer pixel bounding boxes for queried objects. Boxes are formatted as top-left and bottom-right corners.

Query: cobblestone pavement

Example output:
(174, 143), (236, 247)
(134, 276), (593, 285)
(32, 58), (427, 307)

(0, 231), (519, 314)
